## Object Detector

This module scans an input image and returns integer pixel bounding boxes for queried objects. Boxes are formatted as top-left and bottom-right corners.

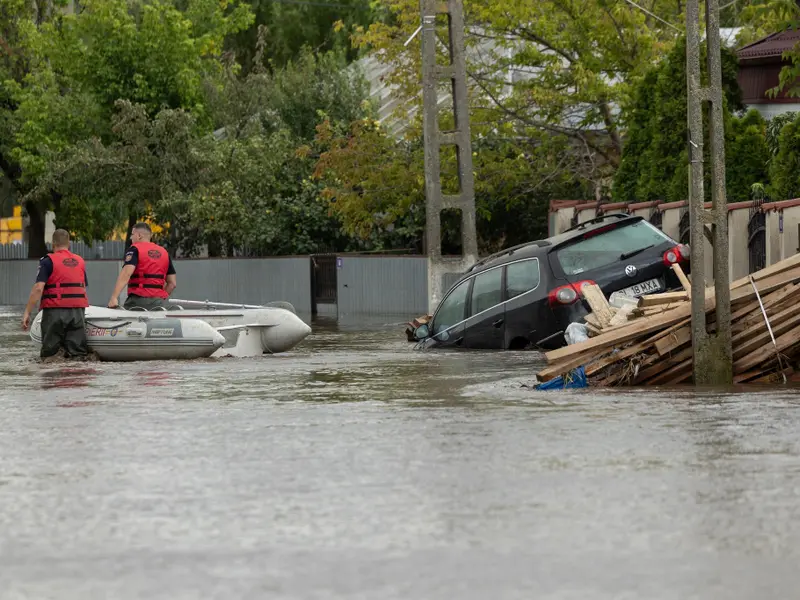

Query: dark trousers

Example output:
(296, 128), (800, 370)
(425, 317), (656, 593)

(40, 308), (88, 359)
(124, 295), (168, 310)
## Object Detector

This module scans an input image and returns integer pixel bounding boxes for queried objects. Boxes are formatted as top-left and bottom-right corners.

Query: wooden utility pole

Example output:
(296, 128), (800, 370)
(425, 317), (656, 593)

(686, 0), (732, 384)
(419, 0), (478, 312)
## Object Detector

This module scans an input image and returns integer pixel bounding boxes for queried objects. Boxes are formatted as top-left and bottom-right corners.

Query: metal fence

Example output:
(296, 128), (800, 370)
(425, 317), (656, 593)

(1, 257), (313, 312)
(1, 255), (449, 317)
(336, 256), (428, 316)
(0, 240), (127, 260)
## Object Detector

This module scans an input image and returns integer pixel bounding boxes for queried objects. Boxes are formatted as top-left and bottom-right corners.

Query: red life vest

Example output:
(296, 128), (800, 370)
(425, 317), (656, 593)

(40, 249), (89, 309)
(127, 241), (169, 298)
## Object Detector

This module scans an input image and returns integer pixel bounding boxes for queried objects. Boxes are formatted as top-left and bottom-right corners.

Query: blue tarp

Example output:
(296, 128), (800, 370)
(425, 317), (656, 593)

(535, 366), (588, 390)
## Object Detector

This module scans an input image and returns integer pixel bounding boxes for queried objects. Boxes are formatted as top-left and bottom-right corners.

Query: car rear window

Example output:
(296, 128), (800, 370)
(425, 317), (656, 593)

(555, 220), (674, 276)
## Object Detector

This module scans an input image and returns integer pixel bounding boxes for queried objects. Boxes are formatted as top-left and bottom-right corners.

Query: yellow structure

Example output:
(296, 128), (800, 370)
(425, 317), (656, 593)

(0, 205), (23, 244)
(0, 204), (167, 244)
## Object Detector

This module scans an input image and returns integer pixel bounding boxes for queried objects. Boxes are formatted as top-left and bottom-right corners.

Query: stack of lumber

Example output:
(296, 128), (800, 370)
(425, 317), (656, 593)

(536, 254), (800, 386)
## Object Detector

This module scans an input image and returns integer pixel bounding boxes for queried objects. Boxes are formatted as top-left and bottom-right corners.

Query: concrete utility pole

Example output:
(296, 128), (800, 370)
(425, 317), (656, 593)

(419, 0), (478, 313)
(686, 0), (732, 384)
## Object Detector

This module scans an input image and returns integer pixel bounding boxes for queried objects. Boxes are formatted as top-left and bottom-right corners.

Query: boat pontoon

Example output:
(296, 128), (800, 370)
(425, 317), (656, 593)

(29, 298), (312, 361)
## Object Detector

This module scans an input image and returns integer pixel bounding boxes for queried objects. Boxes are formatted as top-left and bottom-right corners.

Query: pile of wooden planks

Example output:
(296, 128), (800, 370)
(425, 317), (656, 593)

(536, 254), (800, 386)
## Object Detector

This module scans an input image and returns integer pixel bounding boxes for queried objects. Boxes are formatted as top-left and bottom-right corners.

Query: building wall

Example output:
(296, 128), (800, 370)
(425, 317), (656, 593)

(549, 206), (575, 237)
(661, 208), (681, 241)
(728, 208), (751, 282)
(765, 203), (800, 266)
(766, 210), (782, 265)
(628, 204), (653, 221)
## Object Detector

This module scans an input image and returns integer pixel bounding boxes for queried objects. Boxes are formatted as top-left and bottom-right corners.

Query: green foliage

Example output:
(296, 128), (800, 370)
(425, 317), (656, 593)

(265, 47), (371, 141)
(35, 41), (374, 255)
(768, 112), (800, 200)
(612, 38), (750, 204)
(313, 117), (590, 254)
(725, 109), (770, 203)
(226, 0), (374, 73)
(353, 0), (691, 187)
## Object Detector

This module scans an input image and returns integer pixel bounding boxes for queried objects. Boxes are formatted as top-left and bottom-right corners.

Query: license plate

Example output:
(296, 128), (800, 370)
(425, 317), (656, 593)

(621, 278), (661, 297)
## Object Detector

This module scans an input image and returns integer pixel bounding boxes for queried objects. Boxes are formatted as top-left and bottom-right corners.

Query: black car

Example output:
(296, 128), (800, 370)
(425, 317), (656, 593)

(414, 213), (690, 351)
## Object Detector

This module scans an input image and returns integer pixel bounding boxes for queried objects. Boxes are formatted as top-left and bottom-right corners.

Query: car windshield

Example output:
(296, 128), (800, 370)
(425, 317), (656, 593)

(555, 220), (674, 276)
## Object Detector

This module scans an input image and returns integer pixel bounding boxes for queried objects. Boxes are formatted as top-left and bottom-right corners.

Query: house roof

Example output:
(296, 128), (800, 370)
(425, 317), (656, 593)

(738, 29), (800, 60)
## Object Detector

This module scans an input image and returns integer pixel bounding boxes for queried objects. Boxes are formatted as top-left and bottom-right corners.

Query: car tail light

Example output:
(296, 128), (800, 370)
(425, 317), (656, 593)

(663, 244), (689, 266)
(548, 280), (596, 307)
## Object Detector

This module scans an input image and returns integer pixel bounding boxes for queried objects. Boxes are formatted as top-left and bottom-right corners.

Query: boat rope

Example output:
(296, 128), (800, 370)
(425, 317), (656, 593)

(85, 320), (132, 331)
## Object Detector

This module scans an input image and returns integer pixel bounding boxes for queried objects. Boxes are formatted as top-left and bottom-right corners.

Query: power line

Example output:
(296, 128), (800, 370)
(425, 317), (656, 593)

(621, 0), (683, 32)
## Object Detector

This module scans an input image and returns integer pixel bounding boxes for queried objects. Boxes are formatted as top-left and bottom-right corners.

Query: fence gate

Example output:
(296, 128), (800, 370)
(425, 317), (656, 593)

(748, 203), (766, 274)
(679, 209), (690, 245)
(310, 254), (337, 314)
(649, 209), (663, 231)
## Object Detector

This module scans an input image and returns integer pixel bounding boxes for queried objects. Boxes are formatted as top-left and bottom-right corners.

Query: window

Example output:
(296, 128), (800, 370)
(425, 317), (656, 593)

(506, 259), (540, 299)
(470, 267), (503, 316)
(555, 220), (673, 276)
(432, 280), (470, 335)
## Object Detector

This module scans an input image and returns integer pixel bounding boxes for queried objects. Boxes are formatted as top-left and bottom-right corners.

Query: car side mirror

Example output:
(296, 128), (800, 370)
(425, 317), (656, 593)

(414, 324), (430, 340)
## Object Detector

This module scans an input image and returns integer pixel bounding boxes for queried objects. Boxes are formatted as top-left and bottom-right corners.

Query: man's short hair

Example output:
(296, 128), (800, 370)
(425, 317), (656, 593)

(52, 229), (70, 247)
(133, 222), (152, 234)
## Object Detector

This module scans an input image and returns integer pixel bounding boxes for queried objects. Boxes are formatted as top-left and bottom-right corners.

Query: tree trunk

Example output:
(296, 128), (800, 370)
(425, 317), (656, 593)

(125, 210), (137, 250)
(207, 237), (222, 257)
(25, 201), (47, 258)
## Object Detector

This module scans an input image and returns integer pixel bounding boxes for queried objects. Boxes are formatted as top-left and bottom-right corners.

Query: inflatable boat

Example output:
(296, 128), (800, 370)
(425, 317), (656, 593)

(29, 312), (226, 362)
(164, 299), (312, 356)
(29, 298), (312, 361)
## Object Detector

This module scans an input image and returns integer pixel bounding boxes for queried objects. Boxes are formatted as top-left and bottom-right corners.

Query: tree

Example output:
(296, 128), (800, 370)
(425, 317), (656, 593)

(4, 0), (253, 256)
(39, 39), (375, 257)
(612, 38), (749, 204)
(312, 116), (590, 254)
(768, 112), (800, 200)
(226, 0), (375, 73)
(351, 0), (694, 192)
(725, 110), (770, 203)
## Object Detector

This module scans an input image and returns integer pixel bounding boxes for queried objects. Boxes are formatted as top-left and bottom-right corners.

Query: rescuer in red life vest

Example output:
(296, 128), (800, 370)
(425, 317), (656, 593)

(21, 228), (89, 360)
(107, 222), (177, 310)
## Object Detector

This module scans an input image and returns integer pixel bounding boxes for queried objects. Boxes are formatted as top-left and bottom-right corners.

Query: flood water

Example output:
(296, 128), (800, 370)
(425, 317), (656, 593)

(2, 305), (800, 599)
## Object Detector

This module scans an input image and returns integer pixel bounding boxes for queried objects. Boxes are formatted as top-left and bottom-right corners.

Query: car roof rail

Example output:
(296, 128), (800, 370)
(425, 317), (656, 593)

(466, 239), (551, 273)
(562, 212), (632, 234)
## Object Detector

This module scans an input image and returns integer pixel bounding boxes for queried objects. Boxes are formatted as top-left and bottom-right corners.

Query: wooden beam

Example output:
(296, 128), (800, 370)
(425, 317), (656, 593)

(730, 252), (800, 290)
(582, 283), (614, 328)
(543, 265), (800, 366)
(672, 263), (692, 292)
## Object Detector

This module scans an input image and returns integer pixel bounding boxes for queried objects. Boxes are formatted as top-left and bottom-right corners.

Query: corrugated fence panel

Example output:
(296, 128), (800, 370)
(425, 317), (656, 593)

(2, 258), (311, 311)
(87, 262), (123, 305)
(336, 256), (428, 316)
(0, 261), (37, 305)
(0, 244), (30, 260)
(0, 260), (122, 306)
(171, 258), (312, 314)
(0, 240), (126, 260)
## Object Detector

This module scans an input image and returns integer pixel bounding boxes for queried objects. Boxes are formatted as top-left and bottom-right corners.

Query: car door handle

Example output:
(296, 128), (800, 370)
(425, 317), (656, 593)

(493, 318), (504, 328)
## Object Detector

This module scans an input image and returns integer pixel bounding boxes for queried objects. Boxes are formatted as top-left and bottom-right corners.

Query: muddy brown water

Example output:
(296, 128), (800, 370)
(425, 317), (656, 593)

(1, 306), (800, 599)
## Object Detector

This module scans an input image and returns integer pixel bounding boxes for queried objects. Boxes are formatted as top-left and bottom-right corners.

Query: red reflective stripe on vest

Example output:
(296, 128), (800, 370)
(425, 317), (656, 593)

(39, 250), (89, 309)
(127, 241), (169, 299)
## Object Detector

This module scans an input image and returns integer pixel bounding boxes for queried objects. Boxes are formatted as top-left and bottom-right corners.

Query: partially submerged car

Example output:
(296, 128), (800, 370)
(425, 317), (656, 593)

(414, 213), (690, 351)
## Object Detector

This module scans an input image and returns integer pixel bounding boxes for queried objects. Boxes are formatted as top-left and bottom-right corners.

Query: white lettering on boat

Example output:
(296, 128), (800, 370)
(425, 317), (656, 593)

(150, 328), (175, 337)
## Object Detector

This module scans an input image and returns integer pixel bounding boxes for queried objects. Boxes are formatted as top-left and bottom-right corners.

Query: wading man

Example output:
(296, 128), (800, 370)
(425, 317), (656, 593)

(21, 229), (89, 360)
(108, 222), (177, 310)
